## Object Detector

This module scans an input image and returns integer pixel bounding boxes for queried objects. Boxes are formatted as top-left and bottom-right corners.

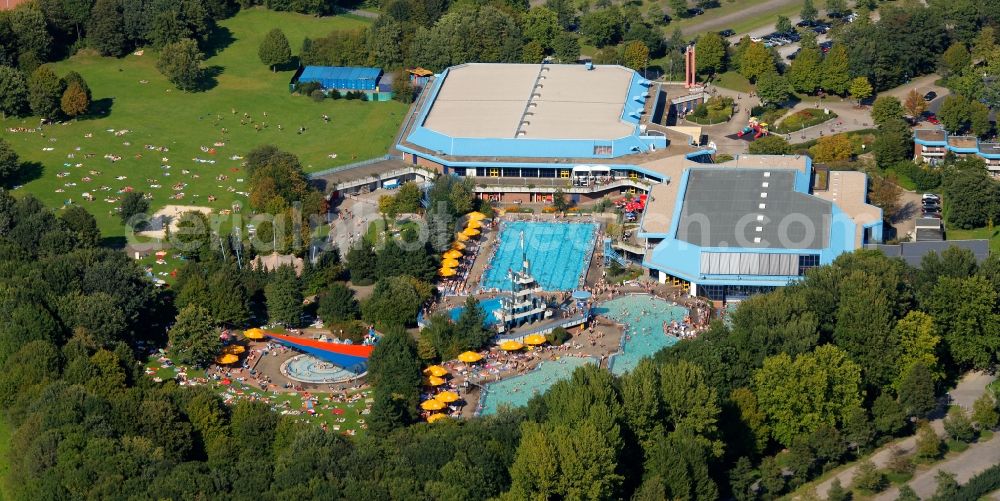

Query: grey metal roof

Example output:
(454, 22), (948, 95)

(866, 240), (990, 267)
(675, 169), (831, 250)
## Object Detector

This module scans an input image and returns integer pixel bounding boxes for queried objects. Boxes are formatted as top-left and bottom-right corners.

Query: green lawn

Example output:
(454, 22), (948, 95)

(712, 71), (752, 93)
(145, 353), (373, 435)
(946, 227), (1000, 253)
(664, 0), (807, 38)
(1, 9), (407, 239)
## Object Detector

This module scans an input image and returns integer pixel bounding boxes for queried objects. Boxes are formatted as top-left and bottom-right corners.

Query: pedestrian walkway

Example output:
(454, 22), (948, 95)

(810, 372), (996, 498)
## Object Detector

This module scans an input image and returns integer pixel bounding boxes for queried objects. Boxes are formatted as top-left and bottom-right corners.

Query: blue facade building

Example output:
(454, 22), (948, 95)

(386, 63), (884, 302)
(913, 128), (1000, 172)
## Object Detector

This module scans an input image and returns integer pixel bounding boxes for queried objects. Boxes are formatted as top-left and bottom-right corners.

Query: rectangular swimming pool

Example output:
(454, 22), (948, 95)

(480, 221), (597, 291)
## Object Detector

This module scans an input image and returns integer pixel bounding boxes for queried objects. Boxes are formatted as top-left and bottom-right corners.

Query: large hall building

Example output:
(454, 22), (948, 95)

(393, 62), (884, 302)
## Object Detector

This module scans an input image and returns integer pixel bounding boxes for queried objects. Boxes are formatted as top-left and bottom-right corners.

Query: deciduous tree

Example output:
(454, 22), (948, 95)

(753, 345), (863, 447)
(800, 0), (817, 22)
(739, 42), (774, 83)
(264, 266), (303, 327)
(871, 96), (903, 127)
(168, 304), (220, 367)
(925, 276), (1000, 370)
(119, 191), (149, 226)
(60, 80), (89, 117)
(552, 32), (580, 63)
(972, 393), (999, 430)
(939, 42), (971, 77)
(695, 32), (726, 76)
(820, 45), (851, 95)
(0, 66), (27, 119)
(258, 28), (291, 72)
(755, 71), (791, 105)
(622, 40), (649, 71)
(156, 38), (204, 91)
(873, 118), (912, 167)
(903, 89), (927, 118)
(0, 139), (20, 182)
(811, 134), (853, 163)
(849, 76), (873, 104)
(317, 283), (358, 323)
(27, 65), (64, 118)
(788, 47), (822, 94)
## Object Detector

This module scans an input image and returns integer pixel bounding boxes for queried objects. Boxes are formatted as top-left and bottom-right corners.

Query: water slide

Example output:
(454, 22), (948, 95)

(604, 238), (629, 267)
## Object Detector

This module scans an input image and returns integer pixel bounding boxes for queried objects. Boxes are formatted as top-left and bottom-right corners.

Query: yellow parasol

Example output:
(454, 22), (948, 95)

(438, 267), (458, 277)
(423, 365), (449, 377)
(465, 219), (483, 229)
(455, 232), (470, 242)
(215, 353), (239, 364)
(223, 345), (246, 355)
(443, 249), (463, 259)
(441, 258), (461, 268)
(427, 413), (449, 423)
(523, 334), (547, 346)
(462, 227), (481, 237)
(451, 241), (466, 250)
(435, 391), (459, 403)
(244, 328), (265, 340)
(426, 375), (446, 386)
(467, 211), (487, 221)
(499, 340), (524, 351)
(457, 351), (483, 363)
(421, 399), (447, 411)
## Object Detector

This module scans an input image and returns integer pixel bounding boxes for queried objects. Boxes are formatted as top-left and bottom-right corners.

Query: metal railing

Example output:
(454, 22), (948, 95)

(308, 154), (398, 179)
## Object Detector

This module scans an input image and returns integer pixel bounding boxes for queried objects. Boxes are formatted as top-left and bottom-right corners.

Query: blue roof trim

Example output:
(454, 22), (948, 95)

(913, 130), (1000, 160)
(403, 64), (666, 159)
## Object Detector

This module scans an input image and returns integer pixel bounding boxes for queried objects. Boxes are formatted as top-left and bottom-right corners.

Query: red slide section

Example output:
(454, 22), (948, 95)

(266, 332), (375, 358)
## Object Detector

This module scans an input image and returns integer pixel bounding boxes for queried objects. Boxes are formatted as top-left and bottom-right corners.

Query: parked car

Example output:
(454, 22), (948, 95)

(921, 212), (943, 219)
(924, 91), (937, 101)
(926, 114), (940, 125)
(797, 20), (816, 27)
(751, 36), (764, 42)
(922, 193), (940, 201)
(719, 29), (735, 37)
(689, 7), (704, 15)
(787, 48), (802, 60)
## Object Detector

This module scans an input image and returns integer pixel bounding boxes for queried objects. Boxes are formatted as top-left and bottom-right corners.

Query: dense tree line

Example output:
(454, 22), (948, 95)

(3, 185), (1000, 498)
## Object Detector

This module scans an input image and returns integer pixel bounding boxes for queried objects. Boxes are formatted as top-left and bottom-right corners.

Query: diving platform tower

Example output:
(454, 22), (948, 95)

(494, 231), (553, 333)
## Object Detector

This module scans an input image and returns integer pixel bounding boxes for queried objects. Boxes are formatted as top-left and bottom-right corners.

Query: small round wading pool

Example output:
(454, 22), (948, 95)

(281, 354), (365, 384)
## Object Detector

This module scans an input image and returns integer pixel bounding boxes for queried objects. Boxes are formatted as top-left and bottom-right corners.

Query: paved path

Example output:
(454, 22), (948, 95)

(679, 0), (804, 37)
(701, 73), (950, 154)
(876, 432), (1000, 500)
(811, 372), (996, 499)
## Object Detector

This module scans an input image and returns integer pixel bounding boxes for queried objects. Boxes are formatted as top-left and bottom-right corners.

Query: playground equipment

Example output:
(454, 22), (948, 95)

(737, 117), (770, 139)
(604, 238), (629, 267)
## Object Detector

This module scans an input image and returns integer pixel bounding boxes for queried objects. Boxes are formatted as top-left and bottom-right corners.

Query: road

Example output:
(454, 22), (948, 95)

(679, 0), (804, 37)
(876, 429), (1000, 500)
(811, 372), (996, 498)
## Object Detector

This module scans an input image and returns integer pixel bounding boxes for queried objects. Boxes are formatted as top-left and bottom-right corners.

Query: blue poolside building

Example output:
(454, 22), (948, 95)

(292, 66), (394, 101)
(383, 63), (885, 303)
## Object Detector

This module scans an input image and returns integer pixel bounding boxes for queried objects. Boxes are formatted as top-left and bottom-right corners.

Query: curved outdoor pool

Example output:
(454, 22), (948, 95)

(597, 295), (688, 375)
(479, 356), (597, 415)
(281, 354), (364, 384)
